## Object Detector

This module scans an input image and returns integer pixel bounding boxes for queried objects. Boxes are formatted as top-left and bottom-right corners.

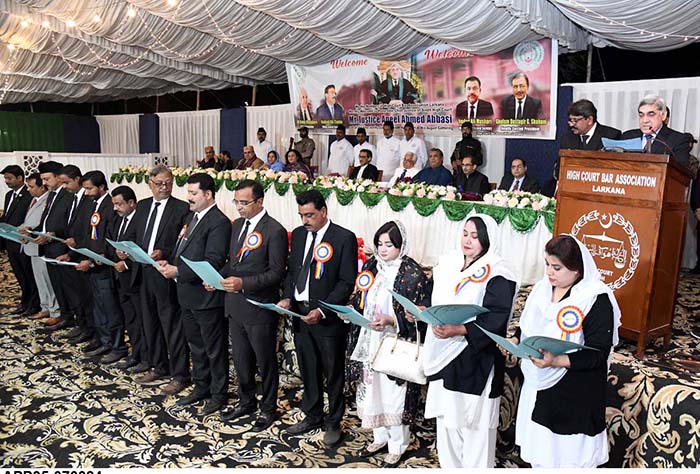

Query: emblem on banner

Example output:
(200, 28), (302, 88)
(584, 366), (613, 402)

(513, 40), (545, 71)
(571, 210), (640, 291)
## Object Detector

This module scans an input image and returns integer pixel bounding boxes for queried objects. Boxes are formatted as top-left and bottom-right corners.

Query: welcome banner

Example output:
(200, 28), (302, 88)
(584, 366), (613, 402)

(286, 39), (557, 139)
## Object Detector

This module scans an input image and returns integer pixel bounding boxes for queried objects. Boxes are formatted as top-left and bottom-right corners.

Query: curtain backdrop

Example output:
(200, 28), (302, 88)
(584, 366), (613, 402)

(95, 114), (140, 154)
(0, 112), (64, 152)
(157, 110), (220, 167)
(245, 104), (297, 161)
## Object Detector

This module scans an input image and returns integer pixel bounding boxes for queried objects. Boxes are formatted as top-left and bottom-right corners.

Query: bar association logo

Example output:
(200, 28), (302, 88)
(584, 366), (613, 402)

(571, 210), (640, 291)
(513, 40), (545, 71)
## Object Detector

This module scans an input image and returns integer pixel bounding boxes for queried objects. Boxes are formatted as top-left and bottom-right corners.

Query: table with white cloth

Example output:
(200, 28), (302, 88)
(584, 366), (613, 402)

(128, 181), (552, 285)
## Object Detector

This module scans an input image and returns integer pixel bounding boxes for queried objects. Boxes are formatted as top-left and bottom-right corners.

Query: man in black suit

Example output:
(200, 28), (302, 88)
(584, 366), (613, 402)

(500, 72), (543, 120)
(34, 161), (73, 328)
(452, 152), (491, 196)
(74, 171), (127, 364)
(158, 173), (231, 415)
(621, 95), (691, 168)
(349, 149), (379, 181)
(450, 121), (484, 166)
(218, 179), (288, 430)
(315, 84), (345, 122)
(278, 190), (357, 446)
(126, 164), (191, 395)
(1, 164), (38, 315)
(498, 158), (541, 194)
(109, 185), (150, 374)
(455, 76), (494, 121)
(560, 99), (621, 152)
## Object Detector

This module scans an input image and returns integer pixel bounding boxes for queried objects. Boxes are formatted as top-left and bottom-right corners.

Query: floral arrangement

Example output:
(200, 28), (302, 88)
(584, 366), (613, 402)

(113, 166), (309, 187)
(388, 181), (460, 201)
(313, 175), (382, 194)
(482, 189), (555, 212)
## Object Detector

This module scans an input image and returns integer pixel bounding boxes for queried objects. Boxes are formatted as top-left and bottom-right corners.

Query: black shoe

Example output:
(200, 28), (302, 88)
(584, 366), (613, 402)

(82, 341), (101, 353)
(286, 418), (323, 435)
(22, 307), (41, 317)
(252, 412), (276, 432)
(127, 361), (151, 374)
(83, 346), (110, 358)
(69, 332), (93, 344)
(176, 391), (210, 407)
(12, 305), (27, 315)
(221, 404), (256, 422)
(692, 265), (700, 275)
(100, 351), (126, 365)
(65, 327), (83, 339)
(199, 400), (223, 416)
(115, 357), (138, 370)
(323, 427), (343, 446)
(45, 319), (74, 332)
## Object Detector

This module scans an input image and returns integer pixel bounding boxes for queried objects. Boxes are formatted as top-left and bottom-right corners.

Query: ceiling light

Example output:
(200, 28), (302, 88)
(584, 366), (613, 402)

(167, 0), (178, 5)
(93, 14), (101, 23)
(7, 44), (15, 51)
(42, 20), (50, 28)
(66, 19), (76, 27)
(126, 7), (136, 18)
(20, 19), (29, 28)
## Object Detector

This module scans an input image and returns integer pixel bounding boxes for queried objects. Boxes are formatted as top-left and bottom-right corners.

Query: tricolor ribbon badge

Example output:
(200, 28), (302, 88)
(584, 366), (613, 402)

(556, 305), (584, 341)
(355, 270), (375, 309)
(313, 242), (333, 279)
(178, 224), (188, 242)
(241, 231), (263, 260)
(90, 212), (101, 240)
(454, 264), (491, 295)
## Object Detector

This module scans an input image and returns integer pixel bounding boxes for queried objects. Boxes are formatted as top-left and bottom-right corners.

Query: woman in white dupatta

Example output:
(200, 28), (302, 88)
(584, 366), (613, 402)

(516, 234), (621, 468)
(349, 220), (432, 467)
(422, 214), (519, 468)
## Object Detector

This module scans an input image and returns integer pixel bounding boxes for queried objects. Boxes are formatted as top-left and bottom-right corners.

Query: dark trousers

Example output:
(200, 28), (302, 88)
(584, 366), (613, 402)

(60, 266), (93, 333)
(140, 266), (189, 382)
(229, 318), (279, 413)
(46, 263), (70, 318)
(118, 286), (147, 363)
(181, 306), (229, 403)
(90, 272), (126, 353)
(8, 249), (38, 311)
(294, 325), (347, 429)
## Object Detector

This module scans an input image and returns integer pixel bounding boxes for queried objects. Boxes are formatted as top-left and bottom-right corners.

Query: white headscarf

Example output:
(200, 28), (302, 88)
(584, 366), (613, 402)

(520, 234), (622, 390)
(352, 220), (409, 364)
(424, 214), (520, 376)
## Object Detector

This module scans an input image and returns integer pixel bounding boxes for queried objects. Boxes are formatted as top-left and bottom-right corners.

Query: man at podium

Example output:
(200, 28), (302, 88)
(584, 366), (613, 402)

(621, 95), (690, 167)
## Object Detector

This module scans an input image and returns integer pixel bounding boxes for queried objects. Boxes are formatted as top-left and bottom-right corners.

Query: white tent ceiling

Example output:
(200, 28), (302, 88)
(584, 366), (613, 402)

(0, 0), (698, 104)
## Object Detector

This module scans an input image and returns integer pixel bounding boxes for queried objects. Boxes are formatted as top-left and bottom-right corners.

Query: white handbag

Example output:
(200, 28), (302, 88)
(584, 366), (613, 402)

(371, 320), (426, 385)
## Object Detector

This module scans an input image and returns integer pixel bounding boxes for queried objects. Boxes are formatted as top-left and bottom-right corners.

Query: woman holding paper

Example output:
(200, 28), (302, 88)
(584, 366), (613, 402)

(422, 214), (518, 468)
(515, 234), (620, 467)
(347, 220), (431, 468)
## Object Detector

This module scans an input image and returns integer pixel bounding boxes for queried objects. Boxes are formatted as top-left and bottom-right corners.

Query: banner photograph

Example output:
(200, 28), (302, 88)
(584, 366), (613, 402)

(286, 39), (557, 139)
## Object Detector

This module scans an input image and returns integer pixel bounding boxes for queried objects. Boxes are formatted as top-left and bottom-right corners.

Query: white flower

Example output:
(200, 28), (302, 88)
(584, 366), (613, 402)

(531, 201), (542, 211)
(483, 194), (494, 205)
(427, 191), (437, 199)
(389, 187), (401, 196)
(416, 188), (426, 198)
(357, 185), (366, 193)
(445, 191), (456, 201)
(507, 197), (519, 208)
(539, 197), (550, 208)
(437, 187), (447, 196)
(402, 188), (414, 197)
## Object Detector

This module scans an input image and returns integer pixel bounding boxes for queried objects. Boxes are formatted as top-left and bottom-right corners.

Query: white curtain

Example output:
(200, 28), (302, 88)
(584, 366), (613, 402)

(95, 114), (140, 154)
(158, 109), (221, 167)
(245, 104), (297, 159)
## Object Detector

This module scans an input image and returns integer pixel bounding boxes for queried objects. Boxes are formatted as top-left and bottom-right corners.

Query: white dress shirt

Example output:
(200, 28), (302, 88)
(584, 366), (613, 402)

(376, 135), (402, 179)
(294, 218), (331, 302)
(387, 166), (420, 187)
(327, 138), (354, 175)
(235, 208), (267, 242)
(145, 197), (169, 255)
(353, 141), (376, 167)
(399, 136), (428, 169)
(253, 140), (273, 162)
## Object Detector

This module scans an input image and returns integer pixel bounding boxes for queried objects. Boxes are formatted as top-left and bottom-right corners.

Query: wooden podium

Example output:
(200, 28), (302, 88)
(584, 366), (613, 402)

(554, 150), (693, 358)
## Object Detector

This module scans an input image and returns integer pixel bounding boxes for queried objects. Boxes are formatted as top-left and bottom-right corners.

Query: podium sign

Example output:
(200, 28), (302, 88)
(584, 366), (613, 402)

(554, 150), (692, 357)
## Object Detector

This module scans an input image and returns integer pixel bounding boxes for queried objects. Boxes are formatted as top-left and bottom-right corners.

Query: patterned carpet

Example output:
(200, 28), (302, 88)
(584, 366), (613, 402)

(1, 252), (699, 468)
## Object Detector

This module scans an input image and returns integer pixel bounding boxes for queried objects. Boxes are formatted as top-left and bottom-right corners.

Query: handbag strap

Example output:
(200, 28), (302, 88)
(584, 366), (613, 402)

(389, 303), (422, 355)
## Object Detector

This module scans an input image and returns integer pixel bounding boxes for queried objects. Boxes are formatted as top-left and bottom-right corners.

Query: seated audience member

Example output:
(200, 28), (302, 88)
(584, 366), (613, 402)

(452, 153), (490, 196)
(217, 150), (234, 171)
(284, 149), (314, 179)
(254, 128), (273, 161)
(498, 158), (541, 193)
(236, 146), (268, 171)
(266, 150), (285, 172)
(327, 124), (354, 175)
(621, 95), (690, 167)
(349, 149), (379, 181)
(411, 149), (452, 186)
(197, 146), (218, 169)
(387, 152), (420, 187)
(451, 121), (483, 166)
(353, 128), (376, 167)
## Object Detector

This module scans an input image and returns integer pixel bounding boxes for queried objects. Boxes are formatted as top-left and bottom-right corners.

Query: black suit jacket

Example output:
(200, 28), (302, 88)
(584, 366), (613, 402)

(66, 193), (98, 260)
(621, 125), (691, 168)
(38, 188), (72, 258)
(80, 194), (118, 277)
(498, 174), (541, 194)
(691, 170), (700, 212)
(500, 95), (543, 119)
(1, 185), (31, 252)
(453, 170), (491, 196)
(106, 212), (140, 291)
(349, 164), (379, 181)
(222, 212), (288, 325)
(455, 99), (494, 120)
(283, 222), (357, 337)
(171, 206), (231, 311)
(559, 123), (621, 151)
(315, 103), (345, 121)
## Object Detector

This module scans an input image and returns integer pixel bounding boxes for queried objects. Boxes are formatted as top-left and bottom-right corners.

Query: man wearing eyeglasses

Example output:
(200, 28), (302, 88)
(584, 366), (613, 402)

(560, 99), (621, 152)
(124, 164), (191, 395)
(217, 179), (288, 431)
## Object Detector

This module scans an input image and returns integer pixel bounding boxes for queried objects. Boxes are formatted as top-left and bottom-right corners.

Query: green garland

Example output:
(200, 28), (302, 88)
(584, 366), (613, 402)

(110, 172), (555, 233)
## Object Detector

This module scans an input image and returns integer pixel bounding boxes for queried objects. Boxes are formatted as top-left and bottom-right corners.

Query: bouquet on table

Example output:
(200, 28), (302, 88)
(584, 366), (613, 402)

(482, 189), (555, 211)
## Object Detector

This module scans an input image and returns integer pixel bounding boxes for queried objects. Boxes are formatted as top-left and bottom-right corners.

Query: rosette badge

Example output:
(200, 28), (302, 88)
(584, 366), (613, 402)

(355, 270), (375, 309)
(557, 305), (584, 341)
(313, 242), (333, 279)
(90, 212), (101, 240)
(454, 264), (491, 295)
(240, 231), (263, 260)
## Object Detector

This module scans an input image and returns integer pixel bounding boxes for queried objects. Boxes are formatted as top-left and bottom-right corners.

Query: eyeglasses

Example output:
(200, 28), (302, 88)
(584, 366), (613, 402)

(233, 198), (259, 207)
(151, 180), (173, 188)
(567, 116), (586, 124)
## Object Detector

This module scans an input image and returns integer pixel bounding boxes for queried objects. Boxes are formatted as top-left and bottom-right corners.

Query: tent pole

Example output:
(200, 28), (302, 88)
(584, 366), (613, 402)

(196, 90), (201, 111)
(252, 84), (257, 106)
(156, 95), (159, 113)
(586, 44), (593, 82)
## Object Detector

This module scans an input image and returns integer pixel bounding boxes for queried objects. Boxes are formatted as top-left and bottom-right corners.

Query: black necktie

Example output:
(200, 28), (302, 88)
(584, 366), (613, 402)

(295, 231), (317, 293)
(516, 100), (523, 119)
(643, 134), (654, 153)
(581, 134), (589, 146)
(39, 190), (56, 228)
(175, 214), (198, 257)
(117, 216), (129, 240)
(236, 220), (250, 254)
(399, 169), (407, 181)
(469, 105), (475, 119)
(141, 201), (161, 251)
